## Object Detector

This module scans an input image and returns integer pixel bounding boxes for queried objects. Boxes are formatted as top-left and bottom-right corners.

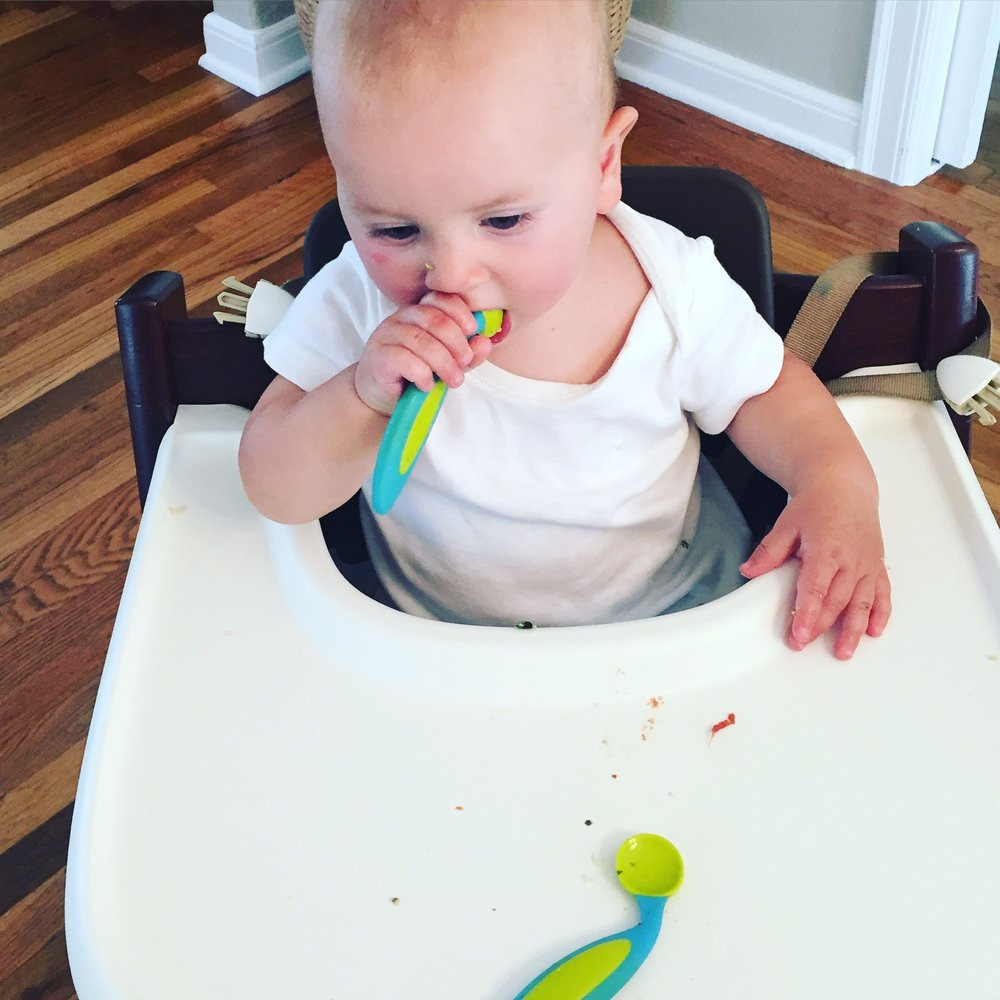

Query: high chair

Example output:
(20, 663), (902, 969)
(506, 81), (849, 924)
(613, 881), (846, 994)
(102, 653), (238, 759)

(67, 166), (1000, 1000)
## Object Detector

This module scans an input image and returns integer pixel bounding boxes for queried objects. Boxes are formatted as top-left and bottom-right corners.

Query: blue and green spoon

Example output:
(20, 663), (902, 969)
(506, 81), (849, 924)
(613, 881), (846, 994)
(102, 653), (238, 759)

(511, 833), (684, 1000)
(371, 308), (504, 514)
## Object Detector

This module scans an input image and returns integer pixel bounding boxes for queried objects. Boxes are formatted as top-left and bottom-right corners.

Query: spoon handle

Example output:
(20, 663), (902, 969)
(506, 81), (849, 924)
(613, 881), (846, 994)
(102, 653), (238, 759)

(371, 309), (502, 514)
(371, 378), (448, 514)
(511, 895), (666, 1000)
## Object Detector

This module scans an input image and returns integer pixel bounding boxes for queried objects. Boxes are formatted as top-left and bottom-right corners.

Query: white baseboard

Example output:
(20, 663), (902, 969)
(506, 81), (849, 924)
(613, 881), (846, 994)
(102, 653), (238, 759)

(616, 19), (862, 171)
(199, 11), (310, 97)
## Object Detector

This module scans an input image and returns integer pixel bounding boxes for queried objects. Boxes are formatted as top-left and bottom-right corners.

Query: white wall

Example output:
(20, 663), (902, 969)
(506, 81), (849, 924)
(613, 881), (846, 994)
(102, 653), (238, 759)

(618, 0), (878, 172)
(631, 0), (875, 101)
(213, 0), (294, 31)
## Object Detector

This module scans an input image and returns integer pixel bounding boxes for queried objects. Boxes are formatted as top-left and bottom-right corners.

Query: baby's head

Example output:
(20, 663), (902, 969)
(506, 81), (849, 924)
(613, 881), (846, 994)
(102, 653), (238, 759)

(314, 1), (618, 123)
(311, 1), (637, 326)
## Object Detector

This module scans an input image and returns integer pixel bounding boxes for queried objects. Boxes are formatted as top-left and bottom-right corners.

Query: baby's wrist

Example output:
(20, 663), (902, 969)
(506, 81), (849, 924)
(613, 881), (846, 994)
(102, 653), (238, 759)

(794, 451), (878, 502)
(350, 364), (394, 418)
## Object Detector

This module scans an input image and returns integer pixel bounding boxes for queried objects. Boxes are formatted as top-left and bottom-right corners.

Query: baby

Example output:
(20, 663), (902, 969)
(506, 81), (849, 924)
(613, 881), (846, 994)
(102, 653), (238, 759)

(239, 0), (890, 659)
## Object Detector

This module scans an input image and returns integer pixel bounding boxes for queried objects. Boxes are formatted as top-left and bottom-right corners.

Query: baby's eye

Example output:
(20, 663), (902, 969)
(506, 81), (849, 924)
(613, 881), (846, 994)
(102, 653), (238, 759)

(371, 224), (419, 242)
(483, 214), (525, 232)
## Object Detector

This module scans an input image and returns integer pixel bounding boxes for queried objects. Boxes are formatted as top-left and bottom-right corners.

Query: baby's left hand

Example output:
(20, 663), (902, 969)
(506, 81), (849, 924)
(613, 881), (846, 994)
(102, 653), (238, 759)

(738, 480), (891, 660)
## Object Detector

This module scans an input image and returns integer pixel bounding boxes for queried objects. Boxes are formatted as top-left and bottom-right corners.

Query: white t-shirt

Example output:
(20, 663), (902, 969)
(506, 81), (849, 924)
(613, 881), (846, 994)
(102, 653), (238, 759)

(263, 202), (784, 625)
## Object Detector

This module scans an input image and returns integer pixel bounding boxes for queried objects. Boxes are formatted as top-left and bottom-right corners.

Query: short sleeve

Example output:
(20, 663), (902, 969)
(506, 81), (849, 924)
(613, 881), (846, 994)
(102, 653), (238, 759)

(673, 236), (784, 434)
(607, 204), (785, 436)
(262, 242), (392, 392)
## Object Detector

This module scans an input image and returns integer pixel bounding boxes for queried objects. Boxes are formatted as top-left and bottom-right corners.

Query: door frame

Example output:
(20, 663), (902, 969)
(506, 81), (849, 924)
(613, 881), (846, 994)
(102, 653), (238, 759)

(858, 0), (1000, 186)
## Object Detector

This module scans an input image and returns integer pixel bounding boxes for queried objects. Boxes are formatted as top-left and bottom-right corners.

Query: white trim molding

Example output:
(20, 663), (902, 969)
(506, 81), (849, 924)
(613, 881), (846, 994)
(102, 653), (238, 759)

(856, 0), (961, 186)
(616, 18), (863, 171)
(934, 0), (1000, 169)
(199, 10), (310, 97)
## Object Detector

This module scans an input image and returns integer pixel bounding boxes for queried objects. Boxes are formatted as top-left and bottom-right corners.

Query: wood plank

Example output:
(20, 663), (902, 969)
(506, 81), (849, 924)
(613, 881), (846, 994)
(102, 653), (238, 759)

(0, 742), (85, 854)
(0, 4), (72, 45)
(1, 178), (217, 300)
(0, 76), (311, 253)
(0, 3), (211, 157)
(0, 75), (231, 211)
(0, 929), (76, 1000)
(0, 382), (135, 550)
(0, 126), (327, 416)
(0, 806), (73, 916)
(0, 870), (67, 982)
(0, 474), (137, 654)
(0, 549), (122, 799)
(139, 43), (207, 83)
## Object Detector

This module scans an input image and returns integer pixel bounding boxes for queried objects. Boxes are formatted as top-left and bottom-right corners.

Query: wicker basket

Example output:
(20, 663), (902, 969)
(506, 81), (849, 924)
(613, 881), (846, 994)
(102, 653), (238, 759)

(293, 0), (633, 60)
(605, 0), (632, 56)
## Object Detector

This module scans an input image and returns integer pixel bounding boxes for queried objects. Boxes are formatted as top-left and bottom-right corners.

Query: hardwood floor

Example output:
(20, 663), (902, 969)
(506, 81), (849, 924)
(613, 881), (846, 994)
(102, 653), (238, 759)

(0, 4), (997, 997)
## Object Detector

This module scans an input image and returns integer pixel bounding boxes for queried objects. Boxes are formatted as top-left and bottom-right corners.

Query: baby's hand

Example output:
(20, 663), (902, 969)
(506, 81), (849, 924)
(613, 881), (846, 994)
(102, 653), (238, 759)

(354, 292), (493, 415)
(739, 478), (891, 660)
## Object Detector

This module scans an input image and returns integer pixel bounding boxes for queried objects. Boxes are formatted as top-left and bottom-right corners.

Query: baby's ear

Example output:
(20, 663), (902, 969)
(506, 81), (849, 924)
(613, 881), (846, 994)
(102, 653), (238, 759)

(596, 106), (638, 213)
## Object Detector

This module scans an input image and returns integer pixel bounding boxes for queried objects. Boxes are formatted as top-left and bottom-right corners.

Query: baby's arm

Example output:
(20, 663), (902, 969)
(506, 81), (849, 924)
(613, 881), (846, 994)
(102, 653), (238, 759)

(239, 365), (385, 522)
(726, 350), (891, 660)
(239, 292), (491, 522)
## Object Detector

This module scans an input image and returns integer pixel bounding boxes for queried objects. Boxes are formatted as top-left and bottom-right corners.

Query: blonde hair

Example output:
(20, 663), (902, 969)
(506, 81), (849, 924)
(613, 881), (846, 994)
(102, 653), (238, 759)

(313, 0), (617, 119)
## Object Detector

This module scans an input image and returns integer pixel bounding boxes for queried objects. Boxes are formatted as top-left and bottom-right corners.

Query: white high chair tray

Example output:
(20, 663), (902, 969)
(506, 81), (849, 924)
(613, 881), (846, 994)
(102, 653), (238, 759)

(66, 398), (1000, 1000)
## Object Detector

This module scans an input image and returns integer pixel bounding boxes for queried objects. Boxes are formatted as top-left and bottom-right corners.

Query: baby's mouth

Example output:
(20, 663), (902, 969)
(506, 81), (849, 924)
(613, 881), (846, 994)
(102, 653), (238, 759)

(489, 311), (511, 346)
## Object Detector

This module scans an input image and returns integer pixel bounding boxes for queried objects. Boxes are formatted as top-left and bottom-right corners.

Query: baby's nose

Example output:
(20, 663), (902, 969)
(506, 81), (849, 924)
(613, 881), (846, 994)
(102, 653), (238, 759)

(423, 243), (487, 295)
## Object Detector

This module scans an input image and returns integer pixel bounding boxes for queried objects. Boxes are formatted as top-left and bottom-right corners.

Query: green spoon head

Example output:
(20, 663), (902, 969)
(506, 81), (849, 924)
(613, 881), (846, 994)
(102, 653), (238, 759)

(615, 833), (684, 897)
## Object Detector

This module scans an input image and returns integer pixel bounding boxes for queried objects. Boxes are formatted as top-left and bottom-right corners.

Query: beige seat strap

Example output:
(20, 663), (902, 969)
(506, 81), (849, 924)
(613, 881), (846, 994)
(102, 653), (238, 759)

(783, 252), (993, 401)
(783, 252), (901, 368)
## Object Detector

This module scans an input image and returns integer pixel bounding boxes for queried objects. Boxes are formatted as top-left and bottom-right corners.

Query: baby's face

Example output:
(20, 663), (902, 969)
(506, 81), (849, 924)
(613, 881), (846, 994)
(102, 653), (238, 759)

(318, 4), (621, 334)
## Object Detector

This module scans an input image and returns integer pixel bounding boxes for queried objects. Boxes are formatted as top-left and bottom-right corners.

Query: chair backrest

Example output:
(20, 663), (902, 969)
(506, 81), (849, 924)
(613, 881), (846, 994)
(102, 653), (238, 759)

(619, 165), (774, 324)
(115, 165), (986, 532)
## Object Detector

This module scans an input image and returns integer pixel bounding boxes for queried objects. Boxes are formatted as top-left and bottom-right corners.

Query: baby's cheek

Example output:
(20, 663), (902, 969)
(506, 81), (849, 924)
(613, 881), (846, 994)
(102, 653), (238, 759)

(516, 258), (579, 309)
(357, 249), (421, 306)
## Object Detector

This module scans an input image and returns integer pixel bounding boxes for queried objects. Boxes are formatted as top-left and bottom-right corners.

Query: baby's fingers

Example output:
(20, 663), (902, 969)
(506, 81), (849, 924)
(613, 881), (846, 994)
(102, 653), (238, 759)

(385, 306), (475, 389)
(833, 565), (891, 659)
(788, 557), (848, 650)
(832, 580), (878, 661)
(466, 331), (494, 370)
(867, 568), (892, 637)
(740, 521), (799, 579)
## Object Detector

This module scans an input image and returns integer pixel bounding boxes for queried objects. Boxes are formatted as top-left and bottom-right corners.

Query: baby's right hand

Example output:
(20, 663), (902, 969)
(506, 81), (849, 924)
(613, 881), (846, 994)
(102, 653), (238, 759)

(354, 292), (493, 415)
